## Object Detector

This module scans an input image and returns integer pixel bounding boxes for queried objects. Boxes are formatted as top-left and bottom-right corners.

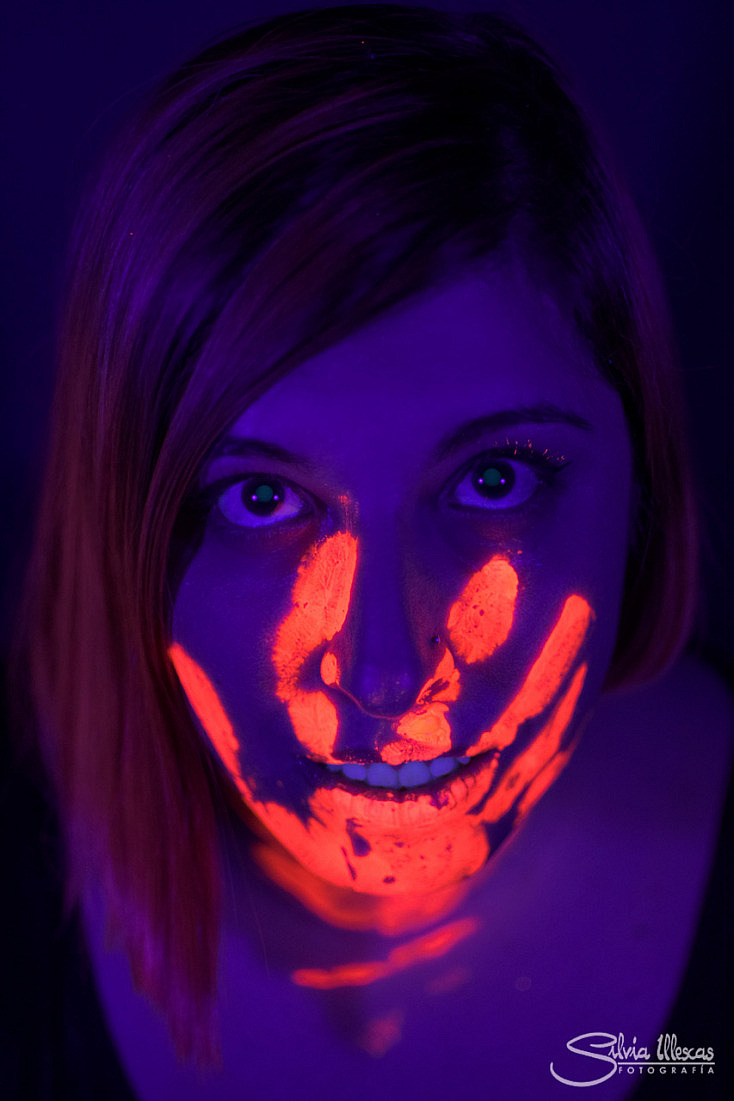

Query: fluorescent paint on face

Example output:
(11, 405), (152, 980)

(447, 556), (518, 663)
(271, 531), (358, 760)
(170, 591), (592, 900)
(379, 556), (515, 765)
(168, 642), (244, 788)
(381, 647), (461, 765)
(252, 838), (471, 934)
(233, 673), (588, 897)
(319, 650), (339, 687)
(468, 593), (593, 757)
(474, 661), (588, 824)
(290, 916), (479, 989)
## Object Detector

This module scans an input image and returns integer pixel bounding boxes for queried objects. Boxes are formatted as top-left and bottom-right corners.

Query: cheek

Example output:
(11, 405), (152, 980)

(446, 555), (518, 662)
(173, 569), (262, 673)
(379, 552), (601, 771)
(169, 641), (243, 785)
(270, 532), (358, 759)
(466, 590), (595, 756)
(170, 532), (362, 777)
(170, 541), (291, 758)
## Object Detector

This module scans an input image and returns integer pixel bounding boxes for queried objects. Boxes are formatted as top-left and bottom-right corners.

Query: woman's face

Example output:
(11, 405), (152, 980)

(170, 260), (632, 901)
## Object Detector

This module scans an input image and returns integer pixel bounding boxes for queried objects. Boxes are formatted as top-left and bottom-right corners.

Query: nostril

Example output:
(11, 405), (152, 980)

(331, 664), (422, 719)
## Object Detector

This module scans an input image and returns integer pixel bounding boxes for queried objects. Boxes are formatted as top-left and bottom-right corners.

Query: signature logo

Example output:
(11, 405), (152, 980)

(550, 1033), (715, 1087)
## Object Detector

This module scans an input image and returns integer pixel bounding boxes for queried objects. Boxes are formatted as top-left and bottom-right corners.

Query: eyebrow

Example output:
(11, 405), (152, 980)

(209, 402), (593, 470)
(432, 403), (593, 462)
(209, 436), (319, 470)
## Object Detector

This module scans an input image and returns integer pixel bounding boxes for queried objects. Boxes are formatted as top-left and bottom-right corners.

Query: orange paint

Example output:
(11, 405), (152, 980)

(293, 959), (384, 989)
(515, 743), (575, 820)
(253, 840), (470, 934)
(171, 580), (593, 920)
(272, 532), (358, 760)
(170, 653), (589, 903)
(282, 691), (339, 758)
(245, 752), (501, 895)
(447, 556), (518, 663)
(291, 917), (479, 989)
(470, 593), (593, 756)
(168, 644), (491, 897)
(320, 651), (339, 686)
(513, 661), (587, 785)
(168, 642), (244, 789)
(476, 662), (588, 823)
(378, 555), (517, 765)
(243, 666), (588, 897)
(381, 647), (461, 765)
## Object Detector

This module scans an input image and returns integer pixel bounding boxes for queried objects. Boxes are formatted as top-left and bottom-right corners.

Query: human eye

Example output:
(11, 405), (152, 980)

(448, 442), (569, 512)
(213, 474), (310, 528)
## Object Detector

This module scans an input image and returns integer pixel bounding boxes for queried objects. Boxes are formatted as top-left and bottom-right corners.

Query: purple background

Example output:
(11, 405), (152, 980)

(2, 0), (733, 665)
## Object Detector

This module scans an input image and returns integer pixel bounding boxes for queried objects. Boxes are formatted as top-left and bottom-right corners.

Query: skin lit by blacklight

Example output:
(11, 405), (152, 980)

(169, 259), (633, 922)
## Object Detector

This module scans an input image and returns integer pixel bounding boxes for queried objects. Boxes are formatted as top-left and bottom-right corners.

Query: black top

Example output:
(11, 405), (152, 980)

(2, 714), (731, 1100)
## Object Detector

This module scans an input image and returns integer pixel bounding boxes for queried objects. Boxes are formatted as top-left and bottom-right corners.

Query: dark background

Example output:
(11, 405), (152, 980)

(2, 0), (733, 665)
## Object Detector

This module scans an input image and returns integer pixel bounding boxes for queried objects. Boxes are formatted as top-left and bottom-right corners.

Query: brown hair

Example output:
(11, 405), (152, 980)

(17, 3), (697, 1061)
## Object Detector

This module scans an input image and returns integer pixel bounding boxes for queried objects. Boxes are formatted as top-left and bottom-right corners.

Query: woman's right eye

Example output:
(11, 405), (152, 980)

(215, 476), (309, 528)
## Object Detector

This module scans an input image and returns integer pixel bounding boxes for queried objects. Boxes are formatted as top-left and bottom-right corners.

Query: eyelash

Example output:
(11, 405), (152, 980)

(446, 441), (569, 514)
(201, 440), (569, 530)
(202, 474), (314, 530)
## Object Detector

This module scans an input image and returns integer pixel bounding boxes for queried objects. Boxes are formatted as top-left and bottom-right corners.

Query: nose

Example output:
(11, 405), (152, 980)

(325, 538), (435, 720)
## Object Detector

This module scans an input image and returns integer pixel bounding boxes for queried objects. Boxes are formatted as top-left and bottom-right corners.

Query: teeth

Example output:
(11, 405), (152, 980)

(327, 753), (471, 790)
(366, 763), (398, 787)
(399, 761), (431, 787)
(429, 756), (456, 778)
(341, 763), (368, 781)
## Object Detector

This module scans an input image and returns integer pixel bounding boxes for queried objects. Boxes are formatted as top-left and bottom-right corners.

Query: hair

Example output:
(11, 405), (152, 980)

(16, 2), (697, 1063)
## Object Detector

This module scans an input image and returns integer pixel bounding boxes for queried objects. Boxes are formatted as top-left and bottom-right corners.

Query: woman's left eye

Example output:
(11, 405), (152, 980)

(216, 476), (308, 528)
(450, 457), (547, 511)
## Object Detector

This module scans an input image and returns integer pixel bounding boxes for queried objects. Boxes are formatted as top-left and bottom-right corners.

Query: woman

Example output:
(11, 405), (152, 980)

(10, 4), (731, 1097)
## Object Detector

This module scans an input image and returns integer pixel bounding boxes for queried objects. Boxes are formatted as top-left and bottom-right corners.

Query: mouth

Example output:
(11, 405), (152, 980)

(304, 749), (500, 801)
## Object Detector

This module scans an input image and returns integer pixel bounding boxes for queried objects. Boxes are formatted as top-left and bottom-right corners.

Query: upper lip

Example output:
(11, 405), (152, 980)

(306, 749), (492, 776)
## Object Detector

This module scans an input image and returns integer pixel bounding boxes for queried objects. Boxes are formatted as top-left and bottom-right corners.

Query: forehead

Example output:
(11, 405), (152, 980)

(231, 261), (614, 455)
